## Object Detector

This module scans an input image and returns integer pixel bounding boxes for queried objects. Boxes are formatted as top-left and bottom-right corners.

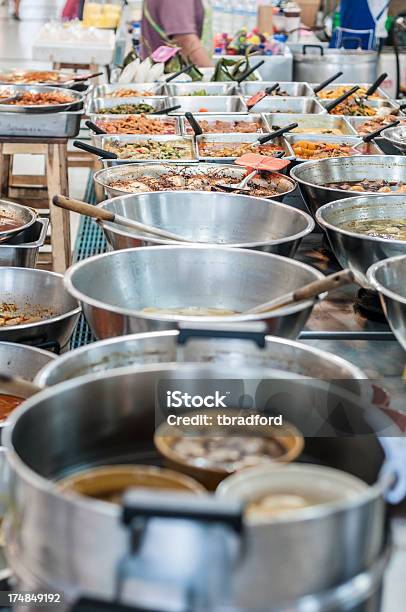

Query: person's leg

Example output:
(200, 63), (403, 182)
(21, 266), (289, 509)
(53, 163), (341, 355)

(12, 0), (20, 19)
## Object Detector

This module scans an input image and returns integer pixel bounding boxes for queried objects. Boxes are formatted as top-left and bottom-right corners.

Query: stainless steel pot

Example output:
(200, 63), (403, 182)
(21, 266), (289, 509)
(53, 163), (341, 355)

(34, 329), (366, 387)
(96, 191), (313, 255)
(64, 246), (324, 339)
(316, 195), (406, 286)
(293, 45), (378, 84)
(2, 364), (396, 610)
(0, 267), (81, 349)
(290, 155), (406, 217)
(0, 342), (55, 382)
(367, 254), (406, 352)
(0, 200), (37, 243)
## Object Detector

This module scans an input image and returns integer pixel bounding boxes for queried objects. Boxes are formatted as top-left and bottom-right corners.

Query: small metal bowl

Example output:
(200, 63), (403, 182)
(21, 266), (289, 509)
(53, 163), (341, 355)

(0, 200), (37, 243)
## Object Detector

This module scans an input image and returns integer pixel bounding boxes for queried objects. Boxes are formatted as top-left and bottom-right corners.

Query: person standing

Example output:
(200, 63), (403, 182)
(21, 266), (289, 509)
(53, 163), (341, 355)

(141, 0), (212, 67)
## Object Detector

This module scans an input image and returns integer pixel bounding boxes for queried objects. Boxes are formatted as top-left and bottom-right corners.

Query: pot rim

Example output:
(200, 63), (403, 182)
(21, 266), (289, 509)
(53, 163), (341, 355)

(367, 254), (406, 306)
(64, 245), (325, 323)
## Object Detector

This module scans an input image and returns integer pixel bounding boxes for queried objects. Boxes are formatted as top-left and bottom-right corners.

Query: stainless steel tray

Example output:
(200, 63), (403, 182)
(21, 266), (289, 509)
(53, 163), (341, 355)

(165, 82), (237, 97)
(347, 115), (406, 135)
(98, 134), (198, 163)
(0, 110), (83, 137)
(91, 83), (166, 99)
(179, 113), (269, 135)
(89, 113), (183, 138)
(310, 82), (390, 100)
(87, 96), (168, 115)
(321, 97), (400, 117)
(168, 96), (248, 115)
(196, 132), (294, 163)
(264, 113), (357, 135)
(245, 96), (325, 114)
(0, 218), (48, 268)
(0, 85), (84, 113)
(240, 81), (314, 97)
(285, 133), (383, 163)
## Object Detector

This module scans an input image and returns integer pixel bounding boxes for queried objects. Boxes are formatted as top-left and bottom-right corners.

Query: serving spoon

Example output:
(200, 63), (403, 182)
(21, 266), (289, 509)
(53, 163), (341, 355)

(52, 195), (197, 243)
(312, 71), (343, 95)
(244, 269), (355, 315)
(324, 86), (360, 114)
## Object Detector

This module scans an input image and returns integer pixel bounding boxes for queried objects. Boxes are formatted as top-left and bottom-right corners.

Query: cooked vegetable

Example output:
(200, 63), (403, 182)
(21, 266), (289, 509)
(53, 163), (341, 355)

(199, 141), (284, 158)
(355, 115), (406, 136)
(0, 91), (74, 106)
(318, 85), (384, 100)
(104, 139), (194, 160)
(292, 140), (358, 160)
(98, 103), (155, 115)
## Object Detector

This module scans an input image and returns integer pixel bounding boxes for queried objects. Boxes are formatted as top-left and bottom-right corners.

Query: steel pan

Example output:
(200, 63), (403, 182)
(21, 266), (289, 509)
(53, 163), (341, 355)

(0, 84), (84, 113)
(240, 81), (314, 97)
(95, 191), (313, 254)
(0, 200), (37, 243)
(290, 155), (406, 217)
(367, 254), (406, 352)
(64, 246), (324, 339)
(316, 195), (406, 286)
(264, 112), (357, 135)
(245, 96), (325, 115)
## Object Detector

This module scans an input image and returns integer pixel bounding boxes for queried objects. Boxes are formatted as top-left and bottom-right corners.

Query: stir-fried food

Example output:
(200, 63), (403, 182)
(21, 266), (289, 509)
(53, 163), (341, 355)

(0, 70), (71, 84)
(328, 99), (393, 117)
(318, 85), (384, 100)
(106, 89), (158, 98)
(292, 141), (357, 159)
(104, 139), (194, 160)
(0, 302), (54, 326)
(325, 179), (406, 193)
(0, 215), (21, 233)
(355, 115), (406, 135)
(107, 169), (293, 197)
(338, 218), (406, 241)
(185, 119), (263, 134)
(95, 115), (177, 135)
(98, 103), (156, 115)
(0, 91), (75, 106)
(199, 141), (284, 158)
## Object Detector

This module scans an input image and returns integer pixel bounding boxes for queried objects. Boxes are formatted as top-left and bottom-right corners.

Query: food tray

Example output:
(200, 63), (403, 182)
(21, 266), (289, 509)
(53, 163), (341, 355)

(321, 98), (400, 116)
(168, 96), (248, 115)
(0, 110), (83, 137)
(87, 96), (168, 115)
(347, 115), (406, 135)
(98, 134), (198, 164)
(264, 113), (357, 136)
(91, 83), (166, 99)
(0, 69), (89, 88)
(310, 82), (390, 100)
(94, 162), (297, 200)
(165, 82), (237, 97)
(246, 96), (325, 115)
(179, 113), (269, 135)
(240, 81), (314, 97)
(196, 132), (294, 163)
(0, 84), (84, 114)
(0, 218), (48, 268)
(285, 134), (383, 163)
(89, 114), (183, 139)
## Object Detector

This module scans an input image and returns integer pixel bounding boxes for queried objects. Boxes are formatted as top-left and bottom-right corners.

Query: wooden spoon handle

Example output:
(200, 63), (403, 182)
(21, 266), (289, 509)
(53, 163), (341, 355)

(292, 269), (355, 303)
(52, 195), (114, 223)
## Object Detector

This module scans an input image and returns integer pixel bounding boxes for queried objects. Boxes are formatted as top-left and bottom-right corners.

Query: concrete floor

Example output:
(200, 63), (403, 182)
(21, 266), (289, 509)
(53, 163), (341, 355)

(0, 2), (404, 610)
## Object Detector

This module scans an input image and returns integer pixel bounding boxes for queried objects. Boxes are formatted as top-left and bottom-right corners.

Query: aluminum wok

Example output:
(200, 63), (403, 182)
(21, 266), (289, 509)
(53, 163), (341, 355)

(290, 155), (406, 217)
(64, 246), (325, 339)
(0, 200), (37, 243)
(95, 191), (313, 255)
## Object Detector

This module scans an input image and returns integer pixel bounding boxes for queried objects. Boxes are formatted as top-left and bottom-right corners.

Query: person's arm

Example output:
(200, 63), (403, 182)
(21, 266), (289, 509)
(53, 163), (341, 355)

(172, 33), (212, 67)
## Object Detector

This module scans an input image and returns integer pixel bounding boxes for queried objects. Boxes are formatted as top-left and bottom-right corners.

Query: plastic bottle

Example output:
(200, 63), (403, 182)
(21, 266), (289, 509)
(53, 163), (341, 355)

(132, 21), (142, 57)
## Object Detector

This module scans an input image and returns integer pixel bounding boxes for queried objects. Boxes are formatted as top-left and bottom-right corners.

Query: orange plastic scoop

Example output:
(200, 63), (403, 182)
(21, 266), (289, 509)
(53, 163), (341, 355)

(235, 154), (291, 172)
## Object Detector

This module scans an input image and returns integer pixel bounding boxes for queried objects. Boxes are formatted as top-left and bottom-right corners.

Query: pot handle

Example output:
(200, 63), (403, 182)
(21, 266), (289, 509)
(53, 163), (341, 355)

(302, 44), (324, 56)
(378, 436), (406, 504)
(177, 322), (267, 349)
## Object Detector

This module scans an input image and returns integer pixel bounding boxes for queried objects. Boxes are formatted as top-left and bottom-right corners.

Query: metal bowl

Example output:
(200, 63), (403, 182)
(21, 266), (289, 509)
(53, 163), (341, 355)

(381, 125), (406, 153)
(93, 163), (296, 201)
(0, 342), (56, 382)
(0, 200), (37, 243)
(290, 155), (406, 217)
(0, 84), (84, 113)
(35, 330), (366, 387)
(0, 268), (81, 349)
(96, 191), (313, 255)
(367, 255), (406, 352)
(64, 246), (325, 339)
(316, 195), (406, 286)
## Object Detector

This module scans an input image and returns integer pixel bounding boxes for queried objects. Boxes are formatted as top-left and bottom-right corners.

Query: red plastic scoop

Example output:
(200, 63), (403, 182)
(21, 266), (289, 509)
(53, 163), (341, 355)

(235, 154), (291, 172)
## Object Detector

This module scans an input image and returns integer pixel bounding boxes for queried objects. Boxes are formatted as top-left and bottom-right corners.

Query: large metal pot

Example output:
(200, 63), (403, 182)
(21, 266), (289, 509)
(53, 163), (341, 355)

(316, 195), (406, 286)
(293, 44), (378, 84)
(64, 246), (325, 339)
(0, 200), (37, 244)
(290, 155), (406, 217)
(34, 328), (366, 387)
(0, 342), (56, 382)
(96, 191), (313, 255)
(2, 363), (397, 610)
(367, 254), (406, 352)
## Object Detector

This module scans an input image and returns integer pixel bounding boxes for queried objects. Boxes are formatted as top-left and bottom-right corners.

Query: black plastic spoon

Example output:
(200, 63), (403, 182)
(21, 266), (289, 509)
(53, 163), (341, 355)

(73, 140), (118, 160)
(364, 73), (388, 98)
(324, 86), (360, 113)
(185, 112), (203, 136)
(151, 105), (181, 115)
(246, 83), (281, 110)
(359, 119), (400, 143)
(85, 120), (107, 135)
(252, 123), (298, 147)
(165, 64), (195, 83)
(235, 60), (265, 84)
(313, 72), (343, 95)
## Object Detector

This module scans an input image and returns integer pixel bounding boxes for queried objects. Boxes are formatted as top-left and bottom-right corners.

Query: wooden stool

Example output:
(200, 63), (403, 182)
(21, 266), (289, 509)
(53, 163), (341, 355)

(0, 137), (71, 273)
